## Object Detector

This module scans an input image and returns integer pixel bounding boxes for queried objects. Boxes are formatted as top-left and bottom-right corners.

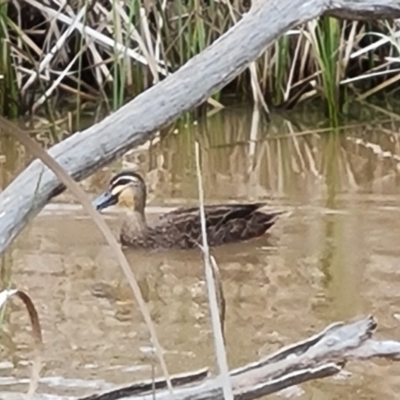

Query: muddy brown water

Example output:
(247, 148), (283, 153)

(1, 107), (400, 399)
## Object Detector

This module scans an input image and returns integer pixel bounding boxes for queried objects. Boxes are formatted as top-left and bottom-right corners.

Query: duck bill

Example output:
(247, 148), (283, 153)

(92, 191), (117, 211)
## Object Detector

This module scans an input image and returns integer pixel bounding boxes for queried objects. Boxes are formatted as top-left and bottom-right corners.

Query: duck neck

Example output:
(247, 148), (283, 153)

(131, 208), (147, 229)
(121, 208), (147, 239)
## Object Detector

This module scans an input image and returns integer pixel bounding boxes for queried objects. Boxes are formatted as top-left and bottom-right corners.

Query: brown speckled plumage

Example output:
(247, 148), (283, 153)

(93, 171), (282, 250)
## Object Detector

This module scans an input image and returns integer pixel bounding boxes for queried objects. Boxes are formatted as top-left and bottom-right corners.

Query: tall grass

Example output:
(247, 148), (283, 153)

(0, 1), (18, 118)
(0, 1), (399, 124)
(311, 17), (341, 125)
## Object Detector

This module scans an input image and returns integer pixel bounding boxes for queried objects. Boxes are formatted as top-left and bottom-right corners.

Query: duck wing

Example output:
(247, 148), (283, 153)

(148, 203), (282, 248)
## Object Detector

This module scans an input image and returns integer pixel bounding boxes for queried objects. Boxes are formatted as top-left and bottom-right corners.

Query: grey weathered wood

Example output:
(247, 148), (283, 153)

(1, 0), (400, 254)
(79, 316), (400, 400)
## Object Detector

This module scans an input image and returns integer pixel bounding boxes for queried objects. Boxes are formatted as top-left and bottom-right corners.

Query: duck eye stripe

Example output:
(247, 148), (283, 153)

(111, 176), (138, 187)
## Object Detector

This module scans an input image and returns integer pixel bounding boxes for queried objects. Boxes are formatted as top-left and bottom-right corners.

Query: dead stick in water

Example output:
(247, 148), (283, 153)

(80, 315), (400, 400)
(194, 142), (232, 400)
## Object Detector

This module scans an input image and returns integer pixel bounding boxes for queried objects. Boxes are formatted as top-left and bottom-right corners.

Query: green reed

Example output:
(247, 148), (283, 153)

(111, 0), (124, 111)
(0, 0), (399, 120)
(310, 17), (341, 126)
(0, 4), (18, 118)
(273, 35), (290, 105)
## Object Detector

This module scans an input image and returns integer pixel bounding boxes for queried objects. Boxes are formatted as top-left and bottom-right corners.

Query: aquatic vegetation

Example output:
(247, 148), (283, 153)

(0, 2), (399, 123)
(0, 1), (18, 118)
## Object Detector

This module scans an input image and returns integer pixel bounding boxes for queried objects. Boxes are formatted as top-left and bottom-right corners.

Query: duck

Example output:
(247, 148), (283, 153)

(92, 170), (283, 250)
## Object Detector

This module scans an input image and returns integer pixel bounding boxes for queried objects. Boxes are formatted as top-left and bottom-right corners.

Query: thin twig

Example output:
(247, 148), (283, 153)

(194, 142), (233, 400)
(0, 116), (175, 400)
(0, 289), (43, 399)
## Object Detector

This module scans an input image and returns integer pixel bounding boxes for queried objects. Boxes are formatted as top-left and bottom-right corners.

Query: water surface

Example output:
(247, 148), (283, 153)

(1, 106), (400, 399)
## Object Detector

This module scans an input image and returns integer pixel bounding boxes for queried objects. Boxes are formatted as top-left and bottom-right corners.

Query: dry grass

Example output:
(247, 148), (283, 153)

(0, 289), (43, 398)
(0, 1), (399, 122)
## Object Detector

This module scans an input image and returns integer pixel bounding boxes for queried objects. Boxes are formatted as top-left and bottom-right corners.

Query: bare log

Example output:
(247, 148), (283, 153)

(1, 0), (400, 254)
(79, 316), (400, 400)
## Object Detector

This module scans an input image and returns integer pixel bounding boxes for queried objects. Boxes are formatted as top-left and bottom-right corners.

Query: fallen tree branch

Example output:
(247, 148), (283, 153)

(1, 0), (400, 254)
(79, 315), (400, 400)
(325, 0), (400, 20)
(79, 369), (209, 400)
